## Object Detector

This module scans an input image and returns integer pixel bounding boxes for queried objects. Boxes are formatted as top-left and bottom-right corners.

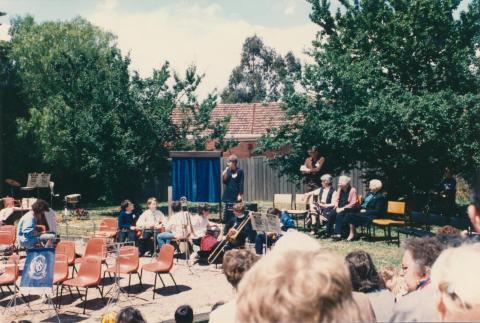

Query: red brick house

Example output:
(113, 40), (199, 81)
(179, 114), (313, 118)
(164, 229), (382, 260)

(172, 102), (286, 158)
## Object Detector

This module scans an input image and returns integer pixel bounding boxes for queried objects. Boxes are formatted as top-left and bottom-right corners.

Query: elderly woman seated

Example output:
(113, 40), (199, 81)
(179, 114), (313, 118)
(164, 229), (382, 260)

(344, 179), (387, 241)
(303, 174), (337, 236)
(332, 175), (360, 240)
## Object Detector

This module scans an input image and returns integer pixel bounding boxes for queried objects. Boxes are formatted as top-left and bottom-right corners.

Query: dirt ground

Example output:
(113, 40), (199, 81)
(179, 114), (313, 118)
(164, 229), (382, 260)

(1, 255), (234, 323)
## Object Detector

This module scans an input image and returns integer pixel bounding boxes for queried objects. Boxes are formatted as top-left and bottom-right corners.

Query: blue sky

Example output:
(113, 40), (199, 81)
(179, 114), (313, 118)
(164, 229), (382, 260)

(0, 0), (473, 98)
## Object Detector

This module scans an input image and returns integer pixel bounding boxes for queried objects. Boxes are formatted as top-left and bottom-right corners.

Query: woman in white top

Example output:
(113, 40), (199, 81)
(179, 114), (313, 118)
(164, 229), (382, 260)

(137, 197), (166, 256)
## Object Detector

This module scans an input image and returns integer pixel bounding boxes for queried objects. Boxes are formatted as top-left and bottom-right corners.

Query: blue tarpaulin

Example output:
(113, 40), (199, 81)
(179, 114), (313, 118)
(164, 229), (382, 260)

(172, 157), (221, 202)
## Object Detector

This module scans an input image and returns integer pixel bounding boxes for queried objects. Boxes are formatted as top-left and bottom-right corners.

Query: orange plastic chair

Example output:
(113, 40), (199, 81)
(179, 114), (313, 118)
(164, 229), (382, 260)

(56, 240), (76, 276)
(104, 246), (142, 293)
(53, 253), (69, 308)
(141, 244), (179, 299)
(94, 218), (118, 239)
(0, 225), (16, 253)
(63, 256), (106, 314)
(0, 254), (20, 295)
(372, 201), (407, 246)
(75, 238), (107, 271)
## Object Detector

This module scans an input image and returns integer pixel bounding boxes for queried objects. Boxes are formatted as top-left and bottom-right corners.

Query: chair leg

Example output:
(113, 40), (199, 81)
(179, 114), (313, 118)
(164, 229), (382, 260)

(6, 285), (12, 294)
(0, 286), (4, 297)
(137, 272), (143, 289)
(83, 287), (88, 314)
(59, 285), (64, 309)
(96, 286), (106, 305)
(169, 273), (180, 293)
(67, 286), (74, 300)
(153, 272), (157, 300)
(76, 287), (82, 300)
(128, 274), (132, 295)
(158, 274), (166, 287)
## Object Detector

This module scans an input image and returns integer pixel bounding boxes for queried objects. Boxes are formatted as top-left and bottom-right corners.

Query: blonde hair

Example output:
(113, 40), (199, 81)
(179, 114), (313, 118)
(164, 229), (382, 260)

(236, 249), (368, 323)
(379, 266), (407, 298)
(369, 179), (383, 192)
(338, 175), (351, 186)
(147, 197), (157, 206)
(431, 243), (480, 314)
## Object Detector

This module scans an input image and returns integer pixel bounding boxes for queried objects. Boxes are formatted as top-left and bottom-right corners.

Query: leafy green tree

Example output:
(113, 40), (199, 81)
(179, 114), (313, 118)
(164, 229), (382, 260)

(258, 0), (480, 204)
(221, 35), (301, 103)
(8, 16), (230, 201)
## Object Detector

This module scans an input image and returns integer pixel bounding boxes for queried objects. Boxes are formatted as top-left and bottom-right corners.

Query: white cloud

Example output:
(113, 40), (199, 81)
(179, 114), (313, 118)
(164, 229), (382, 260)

(87, 1), (317, 99)
(283, 0), (297, 15)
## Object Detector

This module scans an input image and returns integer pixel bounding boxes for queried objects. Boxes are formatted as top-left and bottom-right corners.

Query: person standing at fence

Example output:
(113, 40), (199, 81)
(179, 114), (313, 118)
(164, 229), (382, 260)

(301, 146), (326, 193)
(222, 154), (244, 224)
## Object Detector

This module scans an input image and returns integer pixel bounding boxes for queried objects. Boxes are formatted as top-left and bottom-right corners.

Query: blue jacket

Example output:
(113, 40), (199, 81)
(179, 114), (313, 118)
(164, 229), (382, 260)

(17, 211), (39, 249)
(118, 211), (136, 230)
(280, 212), (295, 231)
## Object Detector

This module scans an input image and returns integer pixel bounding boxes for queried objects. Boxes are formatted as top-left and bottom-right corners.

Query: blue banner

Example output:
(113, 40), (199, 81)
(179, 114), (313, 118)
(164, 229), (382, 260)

(172, 157), (221, 202)
(20, 248), (55, 288)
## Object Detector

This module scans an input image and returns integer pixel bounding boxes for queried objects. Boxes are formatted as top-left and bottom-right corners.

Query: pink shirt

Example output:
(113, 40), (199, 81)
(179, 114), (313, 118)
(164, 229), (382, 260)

(334, 186), (359, 209)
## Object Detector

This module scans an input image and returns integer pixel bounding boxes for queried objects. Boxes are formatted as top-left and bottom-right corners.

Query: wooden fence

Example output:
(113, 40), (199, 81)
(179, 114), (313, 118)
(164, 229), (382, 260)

(221, 156), (366, 202)
(143, 156), (366, 202)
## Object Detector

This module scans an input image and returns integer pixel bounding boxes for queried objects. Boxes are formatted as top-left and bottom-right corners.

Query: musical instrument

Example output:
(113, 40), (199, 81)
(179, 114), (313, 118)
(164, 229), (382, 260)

(5, 179), (21, 187)
(179, 197), (195, 256)
(208, 213), (252, 264)
(65, 194), (81, 204)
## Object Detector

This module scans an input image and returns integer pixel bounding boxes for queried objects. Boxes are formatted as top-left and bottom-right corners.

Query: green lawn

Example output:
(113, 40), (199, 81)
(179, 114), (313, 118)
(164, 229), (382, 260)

(55, 201), (404, 269)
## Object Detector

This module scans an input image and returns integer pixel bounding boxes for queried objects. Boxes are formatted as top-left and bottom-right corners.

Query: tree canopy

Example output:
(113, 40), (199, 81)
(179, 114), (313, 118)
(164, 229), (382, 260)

(258, 0), (480, 202)
(221, 35), (301, 103)
(2, 16), (230, 201)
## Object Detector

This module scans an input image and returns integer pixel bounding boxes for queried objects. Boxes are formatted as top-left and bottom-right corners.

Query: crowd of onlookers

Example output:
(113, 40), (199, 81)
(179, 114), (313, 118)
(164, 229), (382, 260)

(104, 220), (480, 322)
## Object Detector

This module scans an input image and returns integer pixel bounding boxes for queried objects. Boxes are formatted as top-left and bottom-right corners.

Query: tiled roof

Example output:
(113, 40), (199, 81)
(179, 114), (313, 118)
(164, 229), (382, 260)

(172, 102), (286, 136)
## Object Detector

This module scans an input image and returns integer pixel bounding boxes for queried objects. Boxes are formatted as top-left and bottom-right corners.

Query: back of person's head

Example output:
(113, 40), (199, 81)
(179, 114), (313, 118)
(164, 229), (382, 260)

(222, 249), (258, 289)
(436, 225), (463, 247)
(266, 207), (281, 217)
(236, 249), (368, 323)
(120, 199), (132, 211)
(31, 199), (49, 215)
(431, 243), (480, 321)
(175, 305), (194, 323)
(171, 201), (182, 213)
(116, 306), (146, 323)
(345, 250), (385, 293)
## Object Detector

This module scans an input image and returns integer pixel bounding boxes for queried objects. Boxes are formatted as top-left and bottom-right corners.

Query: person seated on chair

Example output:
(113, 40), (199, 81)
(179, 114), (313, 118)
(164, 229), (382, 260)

(344, 179), (387, 241)
(157, 201), (193, 250)
(254, 208), (295, 255)
(136, 197), (166, 256)
(0, 197), (23, 225)
(223, 203), (253, 251)
(188, 204), (220, 264)
(332, 176), (359, 240)
(304, 174), (337, 236)
(117, 199), (138, 243)
(191, 203), (219, 246)
(17, 199), (55, 249)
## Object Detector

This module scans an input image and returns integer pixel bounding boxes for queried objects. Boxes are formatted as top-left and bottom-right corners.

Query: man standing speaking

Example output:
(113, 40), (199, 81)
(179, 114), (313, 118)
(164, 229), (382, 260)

(222, 154), (244, 224)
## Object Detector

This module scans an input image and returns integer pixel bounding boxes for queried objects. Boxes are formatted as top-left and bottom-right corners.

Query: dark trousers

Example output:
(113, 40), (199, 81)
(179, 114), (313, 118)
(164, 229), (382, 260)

(322, 209), (336, 235)
(344, 211), (376, 227)
(223, 202), (235, 224)
(255, 233), (279, 255)
(117, 229), (137, 244)
(139, 230), (155, 256)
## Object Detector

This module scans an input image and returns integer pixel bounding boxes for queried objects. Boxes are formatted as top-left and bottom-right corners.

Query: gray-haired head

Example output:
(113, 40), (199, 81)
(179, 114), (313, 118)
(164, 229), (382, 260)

(320, 174), (333, 185)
